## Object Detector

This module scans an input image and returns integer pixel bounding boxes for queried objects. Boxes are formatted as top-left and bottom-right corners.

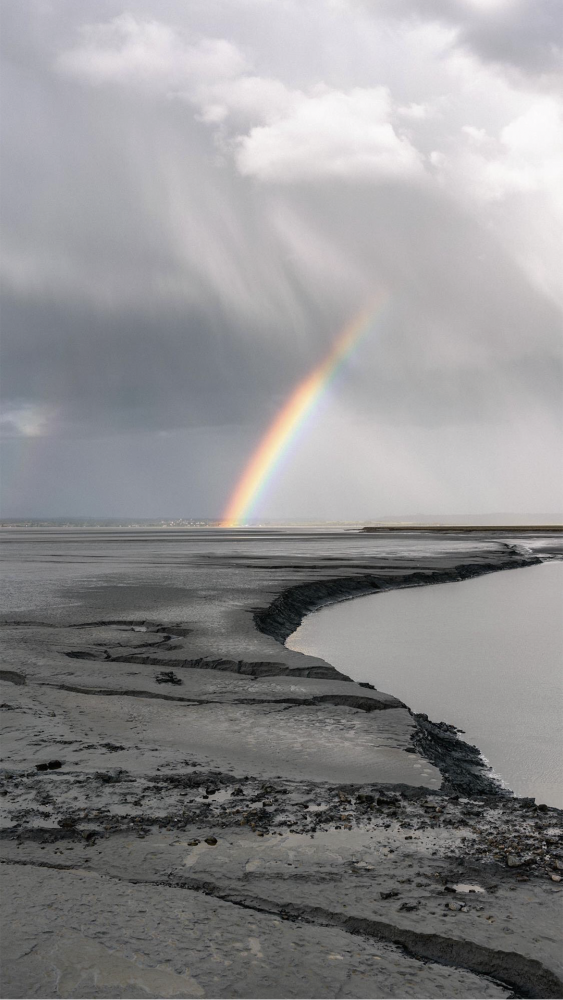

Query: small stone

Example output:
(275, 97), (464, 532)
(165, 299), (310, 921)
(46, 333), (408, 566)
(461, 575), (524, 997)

(506, 854), (525, 867)
(205, 836), (218, 846)
(58, 816), (77, 829)
(35, 759), (62, 771)
(446, 901), (463, 911)
(551, 874), (562, 882)
(187, 839), (200, 846)
(155, 670), (182, 686)
(380, 890), (399, 900)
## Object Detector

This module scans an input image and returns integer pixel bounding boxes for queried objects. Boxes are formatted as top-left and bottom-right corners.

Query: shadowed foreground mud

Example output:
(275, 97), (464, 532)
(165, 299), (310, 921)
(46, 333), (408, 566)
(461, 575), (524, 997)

(1, 527), (562, 999)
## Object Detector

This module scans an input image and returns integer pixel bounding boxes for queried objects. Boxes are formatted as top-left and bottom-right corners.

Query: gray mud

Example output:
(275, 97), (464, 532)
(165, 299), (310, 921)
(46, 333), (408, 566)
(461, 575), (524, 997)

(1, 527), (562, 998)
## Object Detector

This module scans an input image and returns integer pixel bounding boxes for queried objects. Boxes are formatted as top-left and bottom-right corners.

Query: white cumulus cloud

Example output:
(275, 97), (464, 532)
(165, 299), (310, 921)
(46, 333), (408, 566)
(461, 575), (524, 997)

(235, 86), (425, 182)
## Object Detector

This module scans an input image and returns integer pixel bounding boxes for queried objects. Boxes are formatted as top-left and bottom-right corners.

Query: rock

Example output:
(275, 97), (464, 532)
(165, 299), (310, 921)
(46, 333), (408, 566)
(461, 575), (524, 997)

(551, 874), (562, 882)
(204, 836), (218, 846)
(35, 760), (62, 771)
(95, 770), (124, 784)
(155, 671), (183, 685)
(446, 901), (464, 911)
(377, 795), (396, 806)
(187, 839), (200, 846)
(380, 890), (399, 899)
(58, 816), (77, 829)
(507, 854), (526, 867)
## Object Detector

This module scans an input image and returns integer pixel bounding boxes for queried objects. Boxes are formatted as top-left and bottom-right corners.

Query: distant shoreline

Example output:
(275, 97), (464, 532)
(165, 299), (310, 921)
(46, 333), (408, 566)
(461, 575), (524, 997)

(362, 524), (563, 533)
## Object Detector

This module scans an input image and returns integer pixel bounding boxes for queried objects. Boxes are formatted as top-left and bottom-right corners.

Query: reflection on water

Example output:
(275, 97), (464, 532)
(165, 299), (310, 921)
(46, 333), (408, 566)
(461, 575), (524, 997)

(289, 561), (563, 808)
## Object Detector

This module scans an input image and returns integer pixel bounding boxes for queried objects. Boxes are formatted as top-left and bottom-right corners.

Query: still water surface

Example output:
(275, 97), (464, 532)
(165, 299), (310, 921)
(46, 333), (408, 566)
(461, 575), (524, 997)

(288, 561), (563, 808)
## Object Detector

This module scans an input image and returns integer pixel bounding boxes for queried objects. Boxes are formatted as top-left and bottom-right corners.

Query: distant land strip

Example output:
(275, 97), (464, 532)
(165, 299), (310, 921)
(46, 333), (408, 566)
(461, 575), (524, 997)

(362, 524), (563, 532)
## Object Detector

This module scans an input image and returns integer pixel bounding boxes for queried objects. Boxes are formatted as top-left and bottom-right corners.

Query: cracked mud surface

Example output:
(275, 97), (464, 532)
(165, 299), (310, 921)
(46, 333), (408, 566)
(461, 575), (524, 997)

(1, 526), (562, 998)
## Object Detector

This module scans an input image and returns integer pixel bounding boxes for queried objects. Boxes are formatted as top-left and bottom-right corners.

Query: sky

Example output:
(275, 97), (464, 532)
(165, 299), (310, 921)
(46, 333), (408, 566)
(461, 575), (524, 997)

(1, 0), (562, 520)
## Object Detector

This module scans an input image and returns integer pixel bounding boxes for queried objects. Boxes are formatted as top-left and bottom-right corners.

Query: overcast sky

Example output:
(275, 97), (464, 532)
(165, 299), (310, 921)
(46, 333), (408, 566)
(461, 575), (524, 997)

(1, 0), (561, 519)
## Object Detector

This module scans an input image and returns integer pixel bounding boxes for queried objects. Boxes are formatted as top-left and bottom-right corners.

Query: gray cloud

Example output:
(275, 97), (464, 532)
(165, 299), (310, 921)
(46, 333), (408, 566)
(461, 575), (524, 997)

(1, 0), (561, 518)
(370, 0), (563, 80)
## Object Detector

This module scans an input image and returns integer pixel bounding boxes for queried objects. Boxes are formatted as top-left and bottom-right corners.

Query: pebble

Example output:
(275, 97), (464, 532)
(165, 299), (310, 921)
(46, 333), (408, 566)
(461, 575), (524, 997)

(506, 854), (526, 867)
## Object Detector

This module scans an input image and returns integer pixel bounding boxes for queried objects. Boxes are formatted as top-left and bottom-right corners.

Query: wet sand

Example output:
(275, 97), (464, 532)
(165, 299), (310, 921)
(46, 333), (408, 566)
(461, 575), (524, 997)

(1, 527), (562, 998)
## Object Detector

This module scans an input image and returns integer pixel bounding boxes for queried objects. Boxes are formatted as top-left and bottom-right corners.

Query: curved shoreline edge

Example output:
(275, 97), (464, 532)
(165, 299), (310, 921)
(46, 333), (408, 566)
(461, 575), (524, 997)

(254, 553), (543, 646)
(254, 552), (544, 797)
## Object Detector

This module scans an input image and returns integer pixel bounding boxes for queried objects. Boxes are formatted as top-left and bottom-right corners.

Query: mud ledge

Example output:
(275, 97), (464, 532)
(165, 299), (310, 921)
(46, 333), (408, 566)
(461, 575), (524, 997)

(411, 712), (504, 797)
(253, 556), (541, 645)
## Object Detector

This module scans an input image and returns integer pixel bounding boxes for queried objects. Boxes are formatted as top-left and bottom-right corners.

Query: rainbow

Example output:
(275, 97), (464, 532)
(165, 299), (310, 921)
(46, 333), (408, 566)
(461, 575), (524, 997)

(220, 292), (389, 527)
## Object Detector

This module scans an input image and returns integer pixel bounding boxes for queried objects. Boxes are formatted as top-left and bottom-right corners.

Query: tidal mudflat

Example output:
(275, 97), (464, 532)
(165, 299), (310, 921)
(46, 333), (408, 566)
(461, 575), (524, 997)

(1, 527), (562, 999)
